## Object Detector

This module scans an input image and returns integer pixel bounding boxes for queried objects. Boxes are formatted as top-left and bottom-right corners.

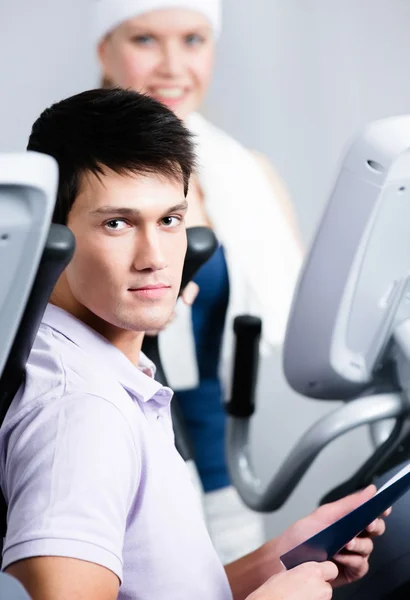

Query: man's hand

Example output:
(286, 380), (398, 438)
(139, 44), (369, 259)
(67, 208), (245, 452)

(275, 485), (391, 587)
(226, 486), (390, 600)
(247, 561), (338, 600)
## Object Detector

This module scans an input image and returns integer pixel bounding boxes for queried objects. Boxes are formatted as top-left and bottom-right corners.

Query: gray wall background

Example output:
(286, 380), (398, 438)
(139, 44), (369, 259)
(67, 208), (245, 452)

(1, 0), (410, 538)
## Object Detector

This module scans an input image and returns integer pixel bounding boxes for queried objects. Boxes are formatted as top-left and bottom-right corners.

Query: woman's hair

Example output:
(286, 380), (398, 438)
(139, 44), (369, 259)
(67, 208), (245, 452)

(27, 88), (196, 225)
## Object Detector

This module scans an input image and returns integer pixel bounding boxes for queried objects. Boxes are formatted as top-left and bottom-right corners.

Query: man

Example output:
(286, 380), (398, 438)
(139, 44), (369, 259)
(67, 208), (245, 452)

(0, 89), (387, 600)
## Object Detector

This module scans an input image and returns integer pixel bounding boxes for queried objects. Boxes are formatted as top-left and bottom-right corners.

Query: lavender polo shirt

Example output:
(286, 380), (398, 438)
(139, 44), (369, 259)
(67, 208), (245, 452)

(0, 304), (232, 600)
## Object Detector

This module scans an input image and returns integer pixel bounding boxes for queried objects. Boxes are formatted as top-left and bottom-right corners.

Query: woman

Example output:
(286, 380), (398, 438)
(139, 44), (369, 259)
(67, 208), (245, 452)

(92, 0), (303, 564)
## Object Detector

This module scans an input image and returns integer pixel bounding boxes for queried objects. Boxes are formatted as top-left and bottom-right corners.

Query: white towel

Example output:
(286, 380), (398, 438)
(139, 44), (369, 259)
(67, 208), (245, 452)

(159, 113), (303, 394)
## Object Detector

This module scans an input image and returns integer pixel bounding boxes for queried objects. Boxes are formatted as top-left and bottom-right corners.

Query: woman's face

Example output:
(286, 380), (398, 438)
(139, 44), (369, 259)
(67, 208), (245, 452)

(98, 8), (215, 119)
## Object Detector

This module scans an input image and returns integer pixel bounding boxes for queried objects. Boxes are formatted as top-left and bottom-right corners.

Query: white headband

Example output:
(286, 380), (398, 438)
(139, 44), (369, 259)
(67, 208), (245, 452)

(92, 0), (222, 45)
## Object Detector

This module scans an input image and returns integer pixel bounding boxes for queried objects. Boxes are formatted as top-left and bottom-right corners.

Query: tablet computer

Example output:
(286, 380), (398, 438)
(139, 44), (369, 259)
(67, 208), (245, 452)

(280, 462), (410, 570)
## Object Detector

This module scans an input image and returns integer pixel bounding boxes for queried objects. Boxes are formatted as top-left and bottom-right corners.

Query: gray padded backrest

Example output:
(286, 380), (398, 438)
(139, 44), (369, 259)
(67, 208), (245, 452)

(0, 153), (58, 379)
(0, 153), (59, 600)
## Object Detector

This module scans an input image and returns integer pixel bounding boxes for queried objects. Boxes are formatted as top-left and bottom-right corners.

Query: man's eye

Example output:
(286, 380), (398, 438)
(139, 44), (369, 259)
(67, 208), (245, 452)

(161, 216), (181, 227)
(105, 219), (128, 231)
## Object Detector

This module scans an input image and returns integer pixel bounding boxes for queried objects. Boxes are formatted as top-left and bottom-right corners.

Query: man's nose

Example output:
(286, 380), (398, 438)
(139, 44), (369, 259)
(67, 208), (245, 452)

(133, 228), (168, 272)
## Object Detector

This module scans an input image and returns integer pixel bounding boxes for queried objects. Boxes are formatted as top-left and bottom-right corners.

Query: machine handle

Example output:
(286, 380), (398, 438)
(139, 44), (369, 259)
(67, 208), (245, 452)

(0, 224), (75, 426)
(226, 315), (262, 418)
(180, 227), (218, 292)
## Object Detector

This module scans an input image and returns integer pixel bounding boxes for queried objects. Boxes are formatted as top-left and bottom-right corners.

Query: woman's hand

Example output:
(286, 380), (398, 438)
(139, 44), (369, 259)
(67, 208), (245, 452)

(180, 281), (199, 306)
(247, 561), (338, 600)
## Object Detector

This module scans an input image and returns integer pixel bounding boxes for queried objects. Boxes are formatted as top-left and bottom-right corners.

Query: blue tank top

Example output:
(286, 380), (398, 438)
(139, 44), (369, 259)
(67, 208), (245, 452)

(175, 245), (230, 492)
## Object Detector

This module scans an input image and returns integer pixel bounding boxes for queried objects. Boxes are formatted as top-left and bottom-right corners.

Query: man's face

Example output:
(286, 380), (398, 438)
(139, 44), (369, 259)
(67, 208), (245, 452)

(63, 169), (188, 334)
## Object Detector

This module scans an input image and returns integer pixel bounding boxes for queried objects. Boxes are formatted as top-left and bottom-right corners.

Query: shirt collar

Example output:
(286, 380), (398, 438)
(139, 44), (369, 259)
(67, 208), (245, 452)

(42, 304), (172, 405)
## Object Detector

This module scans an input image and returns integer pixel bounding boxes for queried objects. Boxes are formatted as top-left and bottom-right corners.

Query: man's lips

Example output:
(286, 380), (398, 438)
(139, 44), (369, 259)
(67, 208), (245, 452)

(128, 284), (171, 299)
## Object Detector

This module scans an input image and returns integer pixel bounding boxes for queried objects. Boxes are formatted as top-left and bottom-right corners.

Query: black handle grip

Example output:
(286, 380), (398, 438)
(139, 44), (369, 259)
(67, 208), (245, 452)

(226, 315), (262, 418)
(180, 227), (218, 292)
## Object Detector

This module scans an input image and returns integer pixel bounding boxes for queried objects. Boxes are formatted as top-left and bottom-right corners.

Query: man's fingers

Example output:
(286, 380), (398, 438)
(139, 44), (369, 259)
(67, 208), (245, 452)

(317, 485), (377, 522)
(345, 536), (374, 557)
(365, 517), (386, 536)
(343, 484), (377, 507)
(320, 560), (339, 582)
(334, 553), (370, 576)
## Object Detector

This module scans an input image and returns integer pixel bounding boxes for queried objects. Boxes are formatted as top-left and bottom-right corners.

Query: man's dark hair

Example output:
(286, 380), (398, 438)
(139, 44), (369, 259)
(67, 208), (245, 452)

(27, 88), (196, 224)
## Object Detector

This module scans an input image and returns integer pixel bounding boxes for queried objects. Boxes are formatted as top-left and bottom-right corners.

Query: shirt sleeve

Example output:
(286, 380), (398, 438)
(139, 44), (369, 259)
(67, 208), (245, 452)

(2, 393), (140, 581)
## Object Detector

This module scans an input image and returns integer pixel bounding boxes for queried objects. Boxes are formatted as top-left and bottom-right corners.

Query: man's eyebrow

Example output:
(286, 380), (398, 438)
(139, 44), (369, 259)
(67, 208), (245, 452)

(90, 206), (140, 216)
(165, 201), (188, 213)
(90, 202), (188, 217)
